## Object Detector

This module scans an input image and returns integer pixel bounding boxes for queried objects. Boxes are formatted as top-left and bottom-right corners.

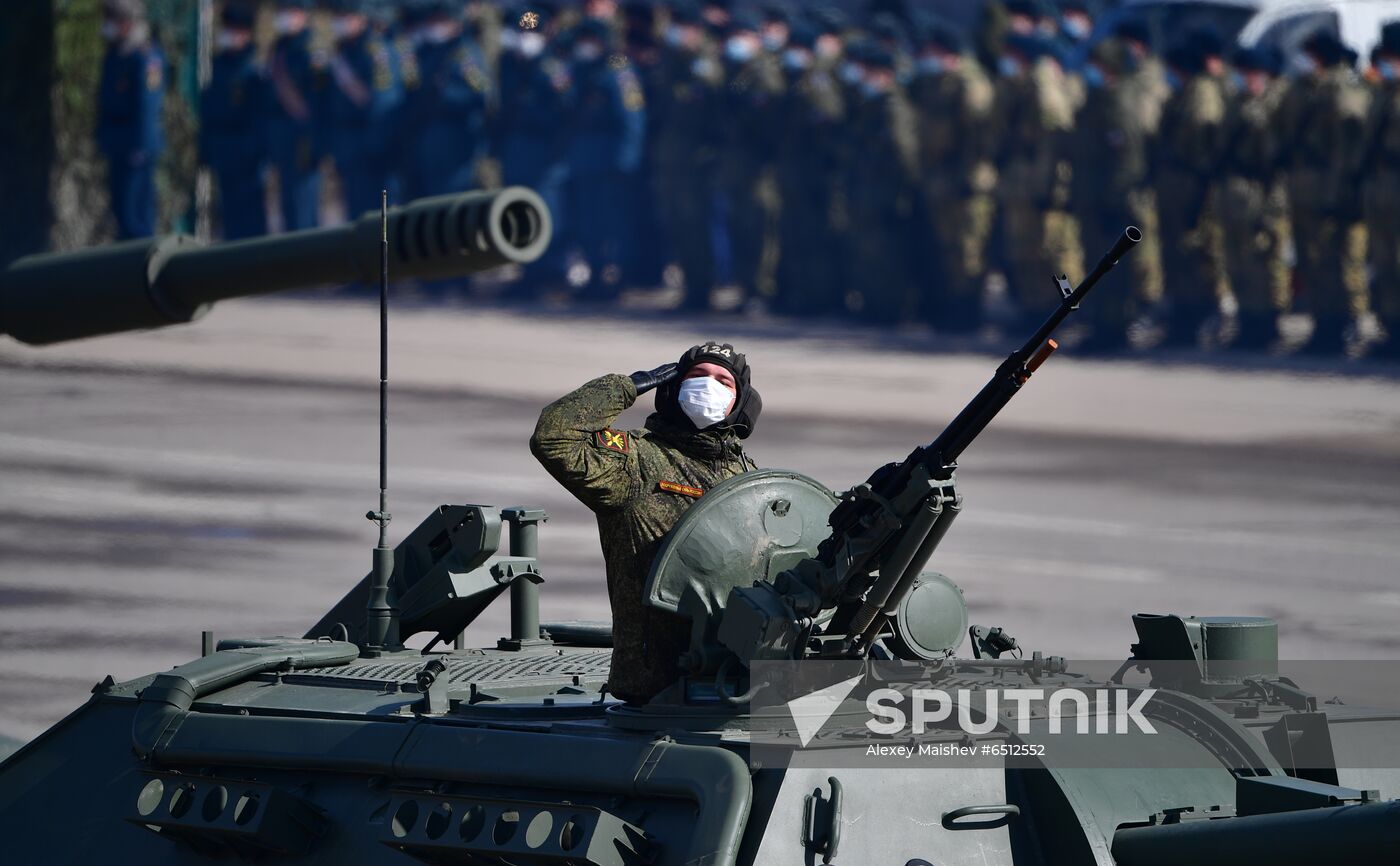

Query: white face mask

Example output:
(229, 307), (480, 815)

(518, 31), (545, 58)
(678, 376), (735, 429)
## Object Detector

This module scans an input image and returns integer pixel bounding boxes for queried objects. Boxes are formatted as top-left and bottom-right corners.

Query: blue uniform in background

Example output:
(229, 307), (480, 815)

(328, 33), (405, 217)
(497, 39), (571, 287)
(566, 52), (646, 296)
(97, 40), (165, 239)
(405, 34), (491, 198)
(200, 45), (268, 239)
(266, 29), (324, 230)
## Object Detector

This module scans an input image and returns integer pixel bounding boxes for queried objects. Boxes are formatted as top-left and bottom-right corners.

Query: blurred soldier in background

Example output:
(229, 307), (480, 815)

(199, 5), (266, 240)
(773, 19), (846, 317)
(700, 0), (731, 39)
(1276, 31), (1373, 354)
(465, 0), (505, 78)
(1153, 31), (1229, 347)
(1003, 0), (1039, 39)
(650, 1), (722, 310)
(65, 0), (1400, 361)
(326, 0), (404, 218)
(994, 34), (1082, 318)
(497, 3), (570, 293)
(619, 1), (667, 288)
(96, 0), (166, 239)
(266, 0), (323, 231)
(403, 1), (491, 200)
(1071, 40), (1139, 349)
(1099, 20), (1167, 347)
(845, 43), (919, 324)
(910, 16), (996, 333)
(869, 12), (913, 81)
(565, 18), (645, 299)
(1056, 0), (1096, 67)
(718, 11), (784, 305)
(1360, 25), (1400, 358)
(1217, 46), (1292, 349)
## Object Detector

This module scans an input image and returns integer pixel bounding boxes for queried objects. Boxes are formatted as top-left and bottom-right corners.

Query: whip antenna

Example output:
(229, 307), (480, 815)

(363, 190), (398, 656)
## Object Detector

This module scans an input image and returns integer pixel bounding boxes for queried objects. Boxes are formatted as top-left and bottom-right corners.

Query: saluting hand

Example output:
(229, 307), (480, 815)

(628, 362), (679, 395)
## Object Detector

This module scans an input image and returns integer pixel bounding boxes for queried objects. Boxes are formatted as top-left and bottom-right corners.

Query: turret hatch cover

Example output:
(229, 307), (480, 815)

(645, 469), (838, 623)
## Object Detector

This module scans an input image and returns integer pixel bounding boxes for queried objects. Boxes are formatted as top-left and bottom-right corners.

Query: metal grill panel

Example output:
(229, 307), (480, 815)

(297, 649), (612, 685)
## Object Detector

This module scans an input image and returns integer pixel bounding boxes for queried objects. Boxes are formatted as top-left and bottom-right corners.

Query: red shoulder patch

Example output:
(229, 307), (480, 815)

(658, 480), (704, 498)
(596, 429), (629, 453)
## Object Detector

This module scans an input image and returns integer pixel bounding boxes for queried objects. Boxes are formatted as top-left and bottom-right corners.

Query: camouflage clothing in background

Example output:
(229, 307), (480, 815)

(774, 55), (847, 316)
(1360, 74), (1400, 343)
(1071, 41), (1166, 343)
(720, 51), (786, 300)
(1219, 74), (1293, 330)
(1114, 51), (1170, 308)
(530, 374), (753, 703)
(1154, 69), (1230, 332)
(846, 84), (921, 323)
(995, 56), (1084, 307)
(911, 53), (997, 327)
(650, 44), (724, 308)
(1276, 64), (1372, 329)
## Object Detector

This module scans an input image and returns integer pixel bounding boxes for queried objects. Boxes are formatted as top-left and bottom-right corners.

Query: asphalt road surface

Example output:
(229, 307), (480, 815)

(2, 297), (1399, 742)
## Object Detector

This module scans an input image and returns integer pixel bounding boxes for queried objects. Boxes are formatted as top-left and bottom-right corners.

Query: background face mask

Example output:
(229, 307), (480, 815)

(678, 376), (735, 429)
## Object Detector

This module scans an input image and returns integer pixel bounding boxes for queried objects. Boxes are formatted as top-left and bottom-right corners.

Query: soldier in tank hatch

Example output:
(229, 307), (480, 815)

(530, 343), (761, 704)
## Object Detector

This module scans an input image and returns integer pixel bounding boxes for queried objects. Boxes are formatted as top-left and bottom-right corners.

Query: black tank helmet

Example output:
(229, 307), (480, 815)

(655, 342), (762, 439)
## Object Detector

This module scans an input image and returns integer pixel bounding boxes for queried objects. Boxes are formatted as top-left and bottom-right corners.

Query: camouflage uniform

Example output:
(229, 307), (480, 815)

(1154, 68), (1230, 339)
(910, 53), (997, 329)
(995, 55), (1084, 309)
(1218, 73), (1293, 344)
(1276, 63), (1372, 343)
(1115, 52), (1169, 309)
(846, 81), (921, 323)
(530, 374), (752, 703)
(650, 44), (724, 309)
(1360, 71), (1400, 351)
(720, 51), (786, 300)
(774, 55), (846, 316)
(1070, 42), (1167, 345)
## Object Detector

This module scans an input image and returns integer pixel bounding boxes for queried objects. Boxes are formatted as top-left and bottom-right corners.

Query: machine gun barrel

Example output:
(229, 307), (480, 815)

(826, 226), (1140, 653)
(0, 187), (551, 346)
(924, 225), (1141, 468)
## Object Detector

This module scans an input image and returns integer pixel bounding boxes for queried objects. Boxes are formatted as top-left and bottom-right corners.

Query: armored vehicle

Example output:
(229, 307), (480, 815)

(1, 206), (1398, 866)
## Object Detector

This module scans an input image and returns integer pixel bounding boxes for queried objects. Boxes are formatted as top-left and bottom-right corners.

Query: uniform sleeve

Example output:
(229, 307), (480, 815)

(529, 373), (641, 511)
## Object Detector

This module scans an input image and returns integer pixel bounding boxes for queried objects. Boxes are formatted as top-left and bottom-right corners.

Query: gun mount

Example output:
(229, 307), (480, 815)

(647, 227), (1143, 681)
(0, 186), (551, 345)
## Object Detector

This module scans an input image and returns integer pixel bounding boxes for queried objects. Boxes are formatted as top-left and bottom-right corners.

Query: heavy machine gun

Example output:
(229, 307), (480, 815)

(712, 227), (1142, 669)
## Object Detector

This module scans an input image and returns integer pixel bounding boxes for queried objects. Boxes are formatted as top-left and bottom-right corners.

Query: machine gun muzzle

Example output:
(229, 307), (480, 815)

(0, 187), (551, 346)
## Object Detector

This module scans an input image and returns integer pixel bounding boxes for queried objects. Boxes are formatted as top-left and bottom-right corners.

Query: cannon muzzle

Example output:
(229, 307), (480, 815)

(0, 186), (551, 346)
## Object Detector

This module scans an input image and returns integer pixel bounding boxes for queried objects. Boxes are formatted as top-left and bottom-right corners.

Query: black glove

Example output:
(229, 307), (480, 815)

(629, 362), (679, 395)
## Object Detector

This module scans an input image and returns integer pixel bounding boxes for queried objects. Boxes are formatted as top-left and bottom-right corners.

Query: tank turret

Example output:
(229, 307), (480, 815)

(0, 187), (550, 346)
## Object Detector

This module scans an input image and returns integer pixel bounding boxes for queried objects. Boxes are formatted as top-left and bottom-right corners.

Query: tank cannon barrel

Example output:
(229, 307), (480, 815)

(0, 187), (551, 346)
